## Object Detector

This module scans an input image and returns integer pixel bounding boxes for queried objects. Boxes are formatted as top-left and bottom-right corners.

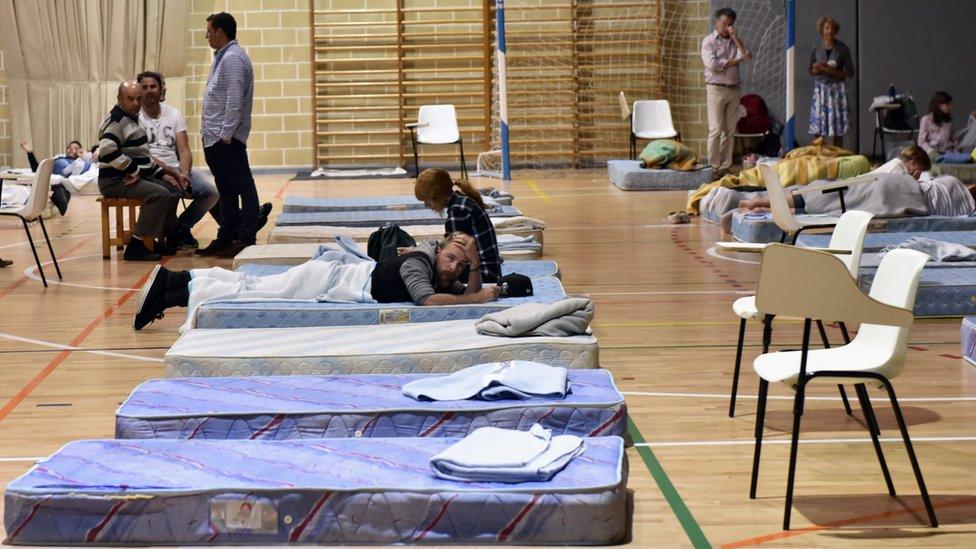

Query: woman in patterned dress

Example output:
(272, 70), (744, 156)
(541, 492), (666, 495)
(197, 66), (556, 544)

(808, 16), (854, 148)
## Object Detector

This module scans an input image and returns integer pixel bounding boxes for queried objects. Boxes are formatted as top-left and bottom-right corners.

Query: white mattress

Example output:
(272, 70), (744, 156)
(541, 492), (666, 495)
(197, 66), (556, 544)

(267, 216), (545, 246)
(233, 242), (542, 270)
(166, 319), (599, 377)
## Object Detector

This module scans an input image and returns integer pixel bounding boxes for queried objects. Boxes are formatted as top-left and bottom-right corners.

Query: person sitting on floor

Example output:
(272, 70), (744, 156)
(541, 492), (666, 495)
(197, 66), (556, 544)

(133, 231), (502, 331)
(738, 145), (976, 218)
(18, 139), (97, 215)
(98, 80), (183, 261)
(414, 168), (502, 283)
(137, 71), (220, 250)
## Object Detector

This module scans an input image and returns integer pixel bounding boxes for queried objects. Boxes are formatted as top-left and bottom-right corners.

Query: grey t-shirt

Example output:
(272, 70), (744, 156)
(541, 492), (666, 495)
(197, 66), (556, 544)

(399, 241), (466, 304)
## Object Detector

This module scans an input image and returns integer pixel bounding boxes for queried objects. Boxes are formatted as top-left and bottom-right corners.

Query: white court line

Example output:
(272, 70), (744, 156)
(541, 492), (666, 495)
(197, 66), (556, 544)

(583, 289), (752, 296)
(635, 435), (976, 448)
(0, 231), (99, 251)
(548, 224), (696, 230)
(620, 391), (976, 403)
(0, 332), (164, 363)
(23, 254), (133, 291)
(0, 456), (45, 462)
(706, 245), (761, 265)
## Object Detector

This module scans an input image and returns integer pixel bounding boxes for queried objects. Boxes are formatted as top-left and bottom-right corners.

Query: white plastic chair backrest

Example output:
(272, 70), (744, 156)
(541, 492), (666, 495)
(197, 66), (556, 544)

(632, 100), (676, 137)
(759, 163), (802, 235)
(618, 92), (630, 120)
(22, 158), (53, 220)
(855, 248), (929, 378)
(416, 105), (460, 144)
(826, 210), (874, 277)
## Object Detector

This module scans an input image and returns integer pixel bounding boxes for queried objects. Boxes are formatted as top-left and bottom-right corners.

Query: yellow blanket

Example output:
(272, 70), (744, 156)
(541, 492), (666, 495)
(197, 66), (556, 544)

(686, 154), (870, 214)
(784, 137), (856, 160)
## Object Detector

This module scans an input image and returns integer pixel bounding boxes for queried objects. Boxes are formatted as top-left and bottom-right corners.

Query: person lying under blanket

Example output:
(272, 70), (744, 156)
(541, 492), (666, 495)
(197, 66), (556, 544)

(133, 232), (502, 331)
(738, 145), (976, 218)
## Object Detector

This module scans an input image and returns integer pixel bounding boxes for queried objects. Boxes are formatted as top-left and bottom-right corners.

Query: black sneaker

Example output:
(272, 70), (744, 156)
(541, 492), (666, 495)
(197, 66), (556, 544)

(194, 238), (233, 257)
(51, 185), (71, 216)
(179, 229), (199, 249)
(133, 265), (169, 330)
(256, 202), (273, 232)
(123, 239), (162, 262)
(0, 258), (12, 268)
(215, 240), (248, 259)
(154, 240), (178, 256)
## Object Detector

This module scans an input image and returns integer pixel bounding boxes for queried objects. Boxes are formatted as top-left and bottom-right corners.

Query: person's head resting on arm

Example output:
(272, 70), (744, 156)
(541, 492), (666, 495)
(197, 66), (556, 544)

(898, 145), (931, 181)
(433, 232), (478, 290)
(414, 168), (487, 212)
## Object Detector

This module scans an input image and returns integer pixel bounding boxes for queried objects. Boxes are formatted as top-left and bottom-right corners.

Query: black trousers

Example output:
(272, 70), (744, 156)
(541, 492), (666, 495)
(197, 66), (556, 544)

(203, 138), (260, 245)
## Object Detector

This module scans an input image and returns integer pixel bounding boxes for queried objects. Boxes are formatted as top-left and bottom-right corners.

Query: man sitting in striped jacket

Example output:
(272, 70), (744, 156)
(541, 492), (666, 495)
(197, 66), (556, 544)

(98, 81), (184, 261)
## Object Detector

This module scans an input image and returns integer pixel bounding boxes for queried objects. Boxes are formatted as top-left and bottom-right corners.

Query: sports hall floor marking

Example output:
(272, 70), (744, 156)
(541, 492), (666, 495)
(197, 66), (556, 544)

(23, 254), (134, 291)
(0, 231), (98, 251)
(523, 179), (552, 204)
(0, 457), (45, 463)
(0, 332), (163, 363)
(706, 245), (760, 265)
(0, 238), (90, 301)
(627, 417), (711, 548)
(670, 228), (745, 290)
(620, 391), (976, 403)
(585, 289), (752, 296)
(721, 496), (976, 548)
(635, 435), (976, 449)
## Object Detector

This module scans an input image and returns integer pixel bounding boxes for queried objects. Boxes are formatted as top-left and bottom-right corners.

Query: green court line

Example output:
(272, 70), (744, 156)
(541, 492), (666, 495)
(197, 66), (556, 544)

(627, 417), (711, 548)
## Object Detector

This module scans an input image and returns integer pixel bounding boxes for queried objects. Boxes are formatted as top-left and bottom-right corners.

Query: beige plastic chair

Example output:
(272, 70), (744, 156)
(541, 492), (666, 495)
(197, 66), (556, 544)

(728, 209), (874, 417)
(748, 244), (936, 531)
(0, 158), (62, 287)
(760, 163), (839, 244)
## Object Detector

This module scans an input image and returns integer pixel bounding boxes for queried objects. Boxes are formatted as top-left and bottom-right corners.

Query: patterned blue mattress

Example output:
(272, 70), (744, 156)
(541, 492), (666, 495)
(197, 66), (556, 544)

(963, 317), (976, 366)
(5, 437), (626, 545)
(733, 211), (976, 243)
(607, 160), (715, 190)
(798, 231), (976, 252)
(237, 259), (560, 279)
(193, 276), (566, 329)
(166, 320), (597, 376)
(282, 194), (513, 212)
(116, 370), (625, 440)
(859, 266), (976, 317)
(275, 205), (521, 227)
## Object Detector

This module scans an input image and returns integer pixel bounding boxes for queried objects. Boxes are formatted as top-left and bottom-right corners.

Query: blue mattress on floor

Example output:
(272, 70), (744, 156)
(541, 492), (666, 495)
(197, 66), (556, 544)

(963, 317), (976, 366)
(116, 370), (625, 440)
(733, 211), (976, 243)
(193, 276), (566, 329)
(275, 205), (521, 227)
(283, 193), (513, 212)
(607, 160), (715, 190)
(236, 259), (560, 279)
(859, 266), (976, 317)
(798, 231), (976, 252)
(5, 437), (626, 545)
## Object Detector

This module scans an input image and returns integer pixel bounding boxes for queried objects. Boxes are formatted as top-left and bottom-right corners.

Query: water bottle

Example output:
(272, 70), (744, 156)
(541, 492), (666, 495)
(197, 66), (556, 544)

(888, 84), (896, 100)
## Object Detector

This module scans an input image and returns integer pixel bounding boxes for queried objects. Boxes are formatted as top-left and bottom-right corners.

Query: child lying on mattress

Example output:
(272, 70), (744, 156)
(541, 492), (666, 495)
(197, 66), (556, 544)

(133, 232), (501, 331)
(736, 145), (976, 218)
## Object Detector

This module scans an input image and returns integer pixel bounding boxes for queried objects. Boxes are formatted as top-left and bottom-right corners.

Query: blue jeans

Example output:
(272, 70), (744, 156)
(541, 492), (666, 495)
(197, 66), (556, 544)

(177, 169), (220, 231)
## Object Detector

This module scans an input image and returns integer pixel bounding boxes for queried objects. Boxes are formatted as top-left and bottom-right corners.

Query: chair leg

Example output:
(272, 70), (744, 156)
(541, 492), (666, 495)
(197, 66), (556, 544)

(21, 218), (47, 287)
(883, 379), (939, 527)
(838, 321), (852, 344)
(749, 378), (769, 499)
(783, 381), (806, 530)
(410, 130), (420, 178)
(729, 317), (747, 417)
(37, 217), (62, 280)
(816, 319), (853, 415)
(855, 384), (895, 495)
(458, 137), (468, 180)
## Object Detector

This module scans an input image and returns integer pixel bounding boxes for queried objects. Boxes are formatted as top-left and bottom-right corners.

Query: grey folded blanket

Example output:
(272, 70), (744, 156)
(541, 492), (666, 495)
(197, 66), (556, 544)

(475, 297), (594, 337)
(879, 237), (975, 262)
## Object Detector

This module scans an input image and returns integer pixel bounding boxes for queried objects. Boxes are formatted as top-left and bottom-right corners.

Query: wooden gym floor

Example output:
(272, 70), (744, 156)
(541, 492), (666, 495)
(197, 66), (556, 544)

(0, 169), (973, 547)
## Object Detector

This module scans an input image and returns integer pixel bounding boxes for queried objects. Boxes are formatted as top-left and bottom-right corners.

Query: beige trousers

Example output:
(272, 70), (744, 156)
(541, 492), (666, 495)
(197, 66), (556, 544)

(706, 84), (741, 171)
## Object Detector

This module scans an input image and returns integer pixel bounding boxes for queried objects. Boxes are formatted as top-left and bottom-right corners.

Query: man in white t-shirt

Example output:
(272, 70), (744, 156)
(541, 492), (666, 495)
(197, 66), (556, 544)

(137, 71), (220, 249)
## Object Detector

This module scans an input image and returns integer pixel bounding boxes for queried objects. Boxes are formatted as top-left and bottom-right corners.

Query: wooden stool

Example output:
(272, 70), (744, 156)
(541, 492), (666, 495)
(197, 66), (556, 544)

(97, 197), (153, 259)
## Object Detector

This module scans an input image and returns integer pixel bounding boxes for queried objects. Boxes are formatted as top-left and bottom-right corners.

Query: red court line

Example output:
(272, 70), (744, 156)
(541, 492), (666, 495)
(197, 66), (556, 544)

(721, 496), (976, 548)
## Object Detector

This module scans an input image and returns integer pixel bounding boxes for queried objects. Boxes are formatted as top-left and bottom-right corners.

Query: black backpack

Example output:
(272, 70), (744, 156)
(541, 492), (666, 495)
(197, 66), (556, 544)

(367, 223), (416, 262)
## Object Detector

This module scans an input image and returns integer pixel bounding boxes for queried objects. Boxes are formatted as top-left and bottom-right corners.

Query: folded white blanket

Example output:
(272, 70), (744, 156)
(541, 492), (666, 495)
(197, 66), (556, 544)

(430, 424), (584, 483)
(402, 361), (568, 401)
(476, 297), (594, 337)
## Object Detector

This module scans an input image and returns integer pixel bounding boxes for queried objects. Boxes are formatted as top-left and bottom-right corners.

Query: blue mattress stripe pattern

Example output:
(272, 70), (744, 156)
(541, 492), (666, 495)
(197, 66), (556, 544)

(859, 266), (976, 317)
(236, 259), (560, 279)
(275, 205), (521, 227)
(193, 276), (567, 329)
(115, 370), (626, 440)
(5, 437), (626, 545)
(963, 317), (976, 366)
(734, 211), (976, 243)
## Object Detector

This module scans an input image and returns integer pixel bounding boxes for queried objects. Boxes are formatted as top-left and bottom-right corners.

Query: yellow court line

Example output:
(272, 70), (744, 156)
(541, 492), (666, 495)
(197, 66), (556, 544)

(523, 179), (551, 204)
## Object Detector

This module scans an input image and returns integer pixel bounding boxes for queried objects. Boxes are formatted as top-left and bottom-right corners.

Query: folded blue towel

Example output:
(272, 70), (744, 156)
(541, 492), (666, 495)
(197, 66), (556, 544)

(936, 152), (973, 164)
(402, 361), (569, 401)
(430, 424), (585, 483)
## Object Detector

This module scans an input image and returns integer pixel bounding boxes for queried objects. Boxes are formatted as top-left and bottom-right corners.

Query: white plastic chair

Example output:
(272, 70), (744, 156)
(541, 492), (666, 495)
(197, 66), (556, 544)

(761, 163), (839, 244)
(728, 209), (874, 417)
(748, 244), (936, 530)
(407, 105), (467, 179)
(629, 99), (679, 160)
(0, 159), (62, 287)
